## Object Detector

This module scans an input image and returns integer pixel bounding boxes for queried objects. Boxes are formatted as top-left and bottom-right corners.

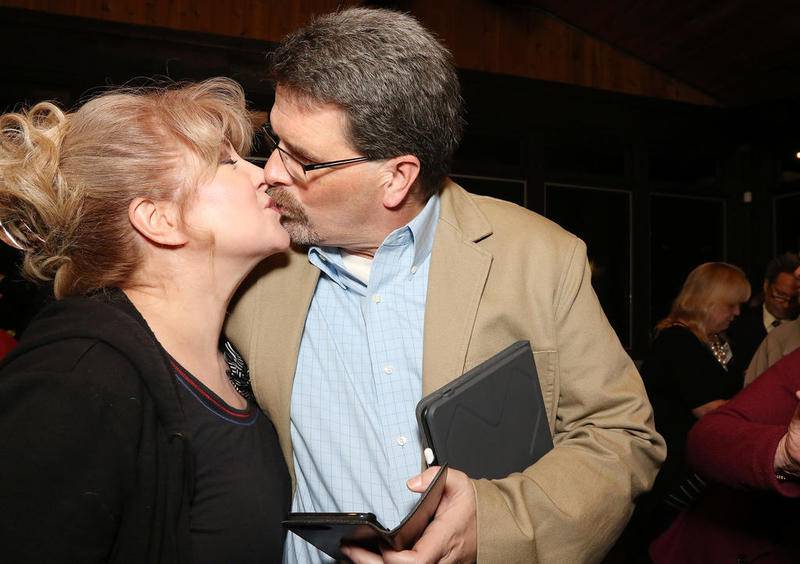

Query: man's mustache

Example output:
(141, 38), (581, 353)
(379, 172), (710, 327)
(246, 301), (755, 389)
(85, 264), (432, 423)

(266, 187), (303, 217)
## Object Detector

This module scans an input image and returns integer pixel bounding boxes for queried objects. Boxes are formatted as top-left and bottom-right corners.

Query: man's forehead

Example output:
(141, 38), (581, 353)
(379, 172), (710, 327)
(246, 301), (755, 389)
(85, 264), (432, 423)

(772, 272), (799, 289)
(272, 85), (341, 119)
(270, 88), (352, 150)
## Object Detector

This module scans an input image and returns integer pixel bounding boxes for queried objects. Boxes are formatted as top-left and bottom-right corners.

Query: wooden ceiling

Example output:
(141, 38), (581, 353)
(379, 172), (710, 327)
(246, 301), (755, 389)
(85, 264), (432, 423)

(531, 0), (800, 107)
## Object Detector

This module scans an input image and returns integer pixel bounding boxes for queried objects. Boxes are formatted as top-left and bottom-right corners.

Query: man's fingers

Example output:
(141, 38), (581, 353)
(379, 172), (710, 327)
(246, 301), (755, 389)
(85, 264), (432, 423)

(383, 517), (452, 564)
(389, 467), (476, 563)
(381, 549), (425, 564)
(340, 544), (385, 564)
(406, 465), (441, 493)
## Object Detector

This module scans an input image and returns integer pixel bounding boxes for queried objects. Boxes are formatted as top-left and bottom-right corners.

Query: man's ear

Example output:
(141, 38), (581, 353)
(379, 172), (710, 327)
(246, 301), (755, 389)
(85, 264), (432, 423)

(381, 155), (421, 209)
(128, 197), (188, 247)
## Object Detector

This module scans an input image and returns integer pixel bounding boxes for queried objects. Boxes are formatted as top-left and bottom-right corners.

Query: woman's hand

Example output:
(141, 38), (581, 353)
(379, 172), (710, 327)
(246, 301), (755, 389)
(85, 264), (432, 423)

(691, 398), (728, 418)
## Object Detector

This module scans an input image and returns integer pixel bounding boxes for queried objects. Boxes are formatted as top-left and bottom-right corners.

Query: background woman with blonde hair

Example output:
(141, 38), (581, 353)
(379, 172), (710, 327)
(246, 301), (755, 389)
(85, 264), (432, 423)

(656, 262), (752, 373)
(0, 79), (291, 562)
(629, 262), (751, 558)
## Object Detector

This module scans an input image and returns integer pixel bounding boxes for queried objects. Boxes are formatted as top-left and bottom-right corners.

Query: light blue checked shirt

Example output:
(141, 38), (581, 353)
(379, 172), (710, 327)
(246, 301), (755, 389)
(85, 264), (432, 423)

(284, 195), (440, 564)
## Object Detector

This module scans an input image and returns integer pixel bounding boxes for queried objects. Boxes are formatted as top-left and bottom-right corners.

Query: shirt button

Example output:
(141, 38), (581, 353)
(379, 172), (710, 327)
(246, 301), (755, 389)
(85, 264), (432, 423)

(410, 265), (418, 274)
(372, 294), (381, 303)
(396, 435), (408, 446)
(383, 365), (394, 375)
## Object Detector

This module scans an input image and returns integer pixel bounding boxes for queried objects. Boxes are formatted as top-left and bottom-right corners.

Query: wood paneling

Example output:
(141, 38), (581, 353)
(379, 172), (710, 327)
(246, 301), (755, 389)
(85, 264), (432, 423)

(406, 1), (715, 105)
(534, 0), (800, 106)
(0, 0), (716, 105)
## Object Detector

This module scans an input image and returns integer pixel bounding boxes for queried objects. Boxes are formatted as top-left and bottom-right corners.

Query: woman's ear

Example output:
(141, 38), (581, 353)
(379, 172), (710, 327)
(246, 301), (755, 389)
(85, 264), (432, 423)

(381, 155), (421, 209)
(128, 197), (188, 247)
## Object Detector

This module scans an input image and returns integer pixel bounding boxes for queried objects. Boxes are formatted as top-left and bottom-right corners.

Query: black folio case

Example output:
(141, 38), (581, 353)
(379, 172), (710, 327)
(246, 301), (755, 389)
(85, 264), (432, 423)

(282, 465), (448, 561)
(416, 340), (553, 479)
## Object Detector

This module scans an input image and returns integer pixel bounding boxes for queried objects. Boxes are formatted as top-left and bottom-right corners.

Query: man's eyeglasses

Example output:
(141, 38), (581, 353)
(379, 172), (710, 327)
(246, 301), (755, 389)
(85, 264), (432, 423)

(259, 124), (371, 181)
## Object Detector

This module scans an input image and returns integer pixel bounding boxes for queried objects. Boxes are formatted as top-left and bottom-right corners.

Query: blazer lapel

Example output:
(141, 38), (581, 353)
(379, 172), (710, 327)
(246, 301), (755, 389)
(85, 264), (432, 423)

(246, 251), (319, 483)
(423, 182), (493, 395)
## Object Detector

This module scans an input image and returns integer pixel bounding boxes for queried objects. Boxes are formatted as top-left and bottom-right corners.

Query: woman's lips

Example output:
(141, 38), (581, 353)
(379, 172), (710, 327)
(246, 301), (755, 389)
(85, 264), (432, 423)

(264, 194), (280, 211)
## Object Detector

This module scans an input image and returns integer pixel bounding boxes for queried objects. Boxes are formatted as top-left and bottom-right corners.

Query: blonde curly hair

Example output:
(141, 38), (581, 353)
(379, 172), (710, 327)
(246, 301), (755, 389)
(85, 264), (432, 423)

(0, 78), (254, 298)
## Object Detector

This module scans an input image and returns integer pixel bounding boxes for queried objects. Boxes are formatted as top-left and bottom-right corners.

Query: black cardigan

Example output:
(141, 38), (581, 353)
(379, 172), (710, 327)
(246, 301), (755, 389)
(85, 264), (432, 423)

(0, 291), (193, 563)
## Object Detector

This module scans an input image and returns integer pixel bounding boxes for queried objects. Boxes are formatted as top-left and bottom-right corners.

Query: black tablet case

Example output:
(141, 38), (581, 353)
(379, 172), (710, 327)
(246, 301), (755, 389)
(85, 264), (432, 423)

(283, 465), (448, 560)
(416, 340), (553, 480)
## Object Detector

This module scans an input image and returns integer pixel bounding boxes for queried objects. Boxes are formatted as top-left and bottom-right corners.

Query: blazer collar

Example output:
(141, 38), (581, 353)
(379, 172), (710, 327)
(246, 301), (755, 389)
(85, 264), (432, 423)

(438, 178), (493, 244)
(422, 180), (494, 394)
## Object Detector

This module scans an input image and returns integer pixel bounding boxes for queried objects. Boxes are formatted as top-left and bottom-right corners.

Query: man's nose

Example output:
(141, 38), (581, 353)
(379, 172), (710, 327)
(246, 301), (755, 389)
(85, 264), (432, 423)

(263, 149), (291, 186)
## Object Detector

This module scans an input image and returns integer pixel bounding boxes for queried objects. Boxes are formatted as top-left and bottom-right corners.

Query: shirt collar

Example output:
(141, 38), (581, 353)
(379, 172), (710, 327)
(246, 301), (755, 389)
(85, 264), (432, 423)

(307, 247), (355, 291)
(392, 193), (439, 269)
(763, 304), (779, 331)
(306, 194), (440, 287)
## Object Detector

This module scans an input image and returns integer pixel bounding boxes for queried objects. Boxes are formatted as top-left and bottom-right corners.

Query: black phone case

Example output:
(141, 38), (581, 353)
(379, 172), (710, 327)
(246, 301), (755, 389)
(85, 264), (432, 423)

(283, 465), (448, 560)
(416, 340), (553, 479)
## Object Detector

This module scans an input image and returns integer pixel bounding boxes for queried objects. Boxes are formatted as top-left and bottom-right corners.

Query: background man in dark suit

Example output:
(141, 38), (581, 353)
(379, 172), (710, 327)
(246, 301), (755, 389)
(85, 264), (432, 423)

(728, 252), (800, 378)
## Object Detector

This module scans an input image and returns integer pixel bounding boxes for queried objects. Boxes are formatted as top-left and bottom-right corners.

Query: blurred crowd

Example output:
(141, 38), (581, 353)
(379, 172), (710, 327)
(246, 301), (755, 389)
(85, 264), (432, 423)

(624, 252), (800, 563)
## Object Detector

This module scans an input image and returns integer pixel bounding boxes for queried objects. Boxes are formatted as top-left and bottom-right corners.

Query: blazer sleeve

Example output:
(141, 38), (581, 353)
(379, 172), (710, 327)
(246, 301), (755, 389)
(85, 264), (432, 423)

(687, 352), (800, 497)
(472, 239), (665, 564)
(744, 337), (772, 386)
(0, 341), (142, 563)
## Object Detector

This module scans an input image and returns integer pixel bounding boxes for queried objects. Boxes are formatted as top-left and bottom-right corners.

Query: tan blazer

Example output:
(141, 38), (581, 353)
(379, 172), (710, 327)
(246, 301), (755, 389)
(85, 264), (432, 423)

(745, 317), (800, 385)
(226, 180), (665, 563)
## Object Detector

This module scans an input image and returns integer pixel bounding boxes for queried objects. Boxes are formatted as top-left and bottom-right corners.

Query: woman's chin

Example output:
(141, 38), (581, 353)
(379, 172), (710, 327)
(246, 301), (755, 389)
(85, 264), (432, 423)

(252, 240), (290, 262)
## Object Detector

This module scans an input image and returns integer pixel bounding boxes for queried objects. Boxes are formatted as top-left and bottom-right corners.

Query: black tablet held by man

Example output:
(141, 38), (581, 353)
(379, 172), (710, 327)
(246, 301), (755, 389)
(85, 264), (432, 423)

(416, 340), (553, 480)
(282, 465), (448, 560)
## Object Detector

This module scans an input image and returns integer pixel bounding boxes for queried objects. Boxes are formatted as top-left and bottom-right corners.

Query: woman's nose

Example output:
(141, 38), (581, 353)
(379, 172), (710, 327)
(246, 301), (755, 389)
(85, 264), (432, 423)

(243, 158), (267, 186)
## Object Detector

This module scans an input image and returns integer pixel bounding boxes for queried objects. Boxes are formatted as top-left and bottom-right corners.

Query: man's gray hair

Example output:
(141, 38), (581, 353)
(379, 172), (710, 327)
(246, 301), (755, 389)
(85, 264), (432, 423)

(269, 7), (465, 200)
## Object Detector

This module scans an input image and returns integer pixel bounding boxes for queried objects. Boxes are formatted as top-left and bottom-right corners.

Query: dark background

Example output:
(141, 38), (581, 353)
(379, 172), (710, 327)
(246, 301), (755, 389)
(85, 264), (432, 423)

(2, 2), (800, 360)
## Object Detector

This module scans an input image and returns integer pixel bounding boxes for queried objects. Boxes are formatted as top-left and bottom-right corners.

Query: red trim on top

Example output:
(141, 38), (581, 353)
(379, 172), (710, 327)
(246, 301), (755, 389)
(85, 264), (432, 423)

(171, 360), (251, 419)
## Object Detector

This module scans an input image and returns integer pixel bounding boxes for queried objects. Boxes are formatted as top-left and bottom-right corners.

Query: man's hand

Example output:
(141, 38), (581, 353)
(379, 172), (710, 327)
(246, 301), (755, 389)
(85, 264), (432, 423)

(775, 390), (800, 477)
(341, 466), (477, 564)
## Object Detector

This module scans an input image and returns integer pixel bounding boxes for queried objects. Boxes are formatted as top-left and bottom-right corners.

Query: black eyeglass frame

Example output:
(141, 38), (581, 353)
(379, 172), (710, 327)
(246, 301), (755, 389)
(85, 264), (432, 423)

(260, 125), (371, 175)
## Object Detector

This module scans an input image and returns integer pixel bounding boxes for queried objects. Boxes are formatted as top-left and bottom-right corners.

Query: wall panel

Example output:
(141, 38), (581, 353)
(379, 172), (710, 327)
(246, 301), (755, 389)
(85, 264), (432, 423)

(0, 0), (716, 105)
